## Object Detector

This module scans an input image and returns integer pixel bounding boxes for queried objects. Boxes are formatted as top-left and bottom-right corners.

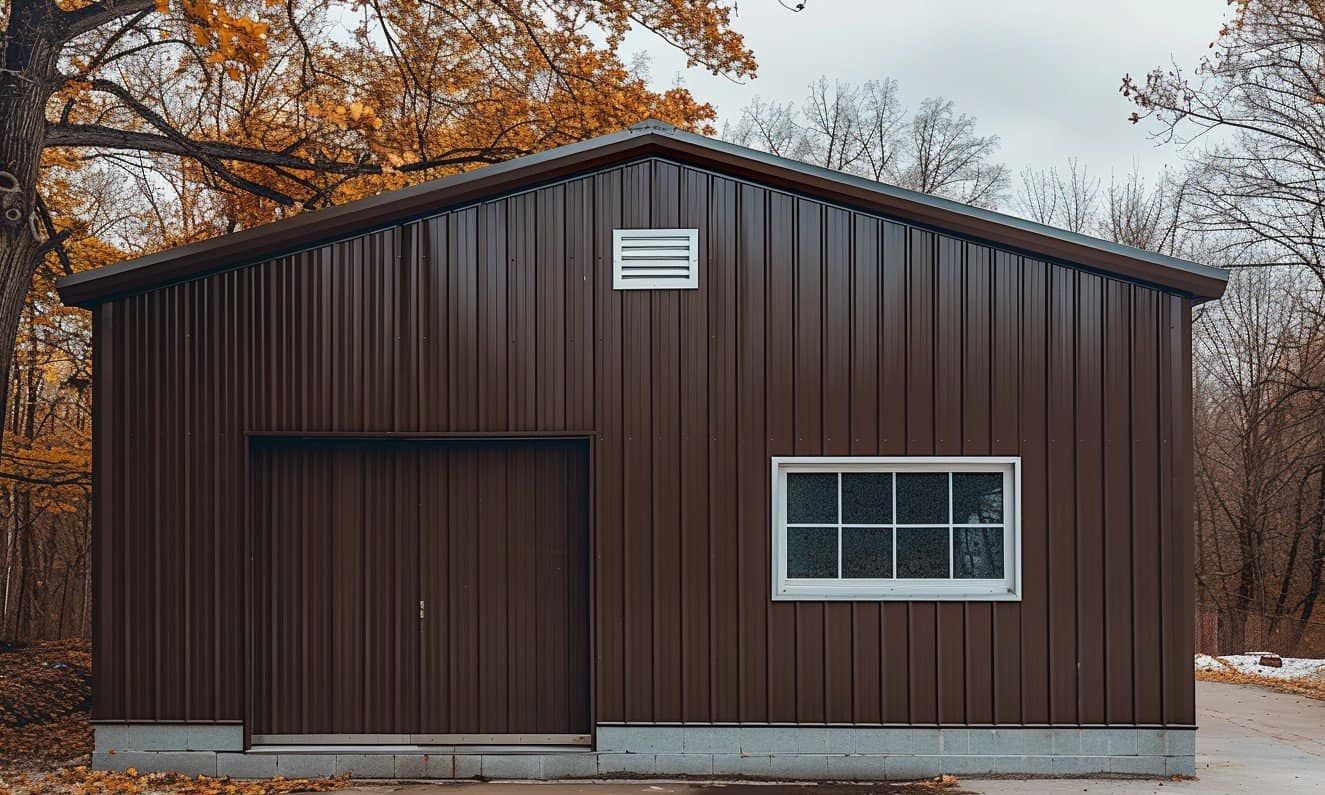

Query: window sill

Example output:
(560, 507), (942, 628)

(772, 580), (1022, 602)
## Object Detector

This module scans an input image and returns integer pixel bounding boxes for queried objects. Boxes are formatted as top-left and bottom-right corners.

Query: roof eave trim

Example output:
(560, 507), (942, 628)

(56, 125), (1228, 307)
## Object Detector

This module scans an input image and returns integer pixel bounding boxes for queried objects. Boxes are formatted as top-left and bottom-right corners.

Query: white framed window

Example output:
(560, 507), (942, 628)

(771, 456), (1021, 601)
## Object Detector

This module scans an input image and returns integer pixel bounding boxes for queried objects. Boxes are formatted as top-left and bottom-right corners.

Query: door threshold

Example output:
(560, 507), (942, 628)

(249, 745), (592, 755)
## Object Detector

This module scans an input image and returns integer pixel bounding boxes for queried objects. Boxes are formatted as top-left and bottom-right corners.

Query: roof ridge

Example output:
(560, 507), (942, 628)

(56, 124), (1228, 307)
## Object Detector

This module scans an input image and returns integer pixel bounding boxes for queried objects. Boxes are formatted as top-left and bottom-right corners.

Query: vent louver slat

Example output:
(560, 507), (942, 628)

(613, 229), (699, 290)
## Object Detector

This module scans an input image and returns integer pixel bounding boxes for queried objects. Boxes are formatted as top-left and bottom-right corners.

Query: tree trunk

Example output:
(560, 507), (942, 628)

(1, 0), (63, 433)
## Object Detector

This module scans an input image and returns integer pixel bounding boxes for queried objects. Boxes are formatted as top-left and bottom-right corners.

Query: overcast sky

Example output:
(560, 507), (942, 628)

(629, 0), (1229, 186)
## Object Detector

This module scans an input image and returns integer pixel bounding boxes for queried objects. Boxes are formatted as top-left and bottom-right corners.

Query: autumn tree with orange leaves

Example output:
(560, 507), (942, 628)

(0, 0), (762, 640)
(0, 0), (757, 413)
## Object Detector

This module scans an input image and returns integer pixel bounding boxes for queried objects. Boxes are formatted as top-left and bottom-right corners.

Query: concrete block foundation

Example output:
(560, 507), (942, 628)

(91, 724), (1194, 781)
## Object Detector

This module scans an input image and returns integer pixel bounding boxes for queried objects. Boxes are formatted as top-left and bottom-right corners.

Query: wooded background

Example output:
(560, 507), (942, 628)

(4, 0), (1325, 658)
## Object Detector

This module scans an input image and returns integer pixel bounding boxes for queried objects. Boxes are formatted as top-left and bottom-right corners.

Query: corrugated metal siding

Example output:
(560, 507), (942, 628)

(92, 157), (1195, 728)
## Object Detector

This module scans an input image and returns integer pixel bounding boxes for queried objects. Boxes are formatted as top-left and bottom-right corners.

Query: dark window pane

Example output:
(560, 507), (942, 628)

(787, 472), (838, 524)
(842, 527), (892, 578)
(896, 472), (949, 524)
(896, 527), (950, 578)
(954, 527), (1004, 578)
(953, 473), (1003, 524)
(788, 526), (838, 578)
(842, 472), (891, 524)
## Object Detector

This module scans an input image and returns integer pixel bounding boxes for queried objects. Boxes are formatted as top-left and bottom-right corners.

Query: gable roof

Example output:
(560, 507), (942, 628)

(56, 120), (1228, 308)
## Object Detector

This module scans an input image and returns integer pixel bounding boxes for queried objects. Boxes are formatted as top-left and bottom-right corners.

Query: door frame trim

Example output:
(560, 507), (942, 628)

(251, 733), (592, 746)
(245, 431), (597, 751)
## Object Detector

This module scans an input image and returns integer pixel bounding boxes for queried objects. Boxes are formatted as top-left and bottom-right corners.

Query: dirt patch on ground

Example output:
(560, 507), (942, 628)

(0, 640), (93, 771)
(0, 640), (351, 794)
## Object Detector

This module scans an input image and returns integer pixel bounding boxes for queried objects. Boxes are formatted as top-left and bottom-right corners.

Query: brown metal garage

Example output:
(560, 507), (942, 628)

(58, 120), (1227, 780)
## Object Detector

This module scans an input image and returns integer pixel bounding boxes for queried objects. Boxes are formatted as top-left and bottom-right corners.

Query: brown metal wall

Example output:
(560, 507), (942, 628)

(91, 157), (1195, 728)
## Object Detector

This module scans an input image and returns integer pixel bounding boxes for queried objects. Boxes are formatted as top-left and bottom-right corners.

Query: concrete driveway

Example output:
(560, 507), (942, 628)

(328, 680), (1324, 795)
(972, 679), (1325, 793)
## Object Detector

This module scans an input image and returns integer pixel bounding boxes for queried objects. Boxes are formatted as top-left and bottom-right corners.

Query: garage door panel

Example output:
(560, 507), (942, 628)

(417, 449), (450, 733)
(254, 438), (588, 737)
(476, 447), (510, 734)
(505, 445), (539, 732)
(536, 449), (570, 733)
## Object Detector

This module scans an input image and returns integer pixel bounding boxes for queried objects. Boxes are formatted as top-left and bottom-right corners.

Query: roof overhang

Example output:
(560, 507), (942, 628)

(57, 121), (1228, 308)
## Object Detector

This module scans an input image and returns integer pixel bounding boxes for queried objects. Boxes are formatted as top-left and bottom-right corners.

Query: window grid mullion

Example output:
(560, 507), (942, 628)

(948, 472), (955, 579)
(890, 472), (897, 579)
(837, 472), (843, 579)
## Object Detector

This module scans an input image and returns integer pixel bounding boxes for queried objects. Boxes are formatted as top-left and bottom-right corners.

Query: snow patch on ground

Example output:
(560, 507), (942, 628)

(1196, 652), (1325, 680)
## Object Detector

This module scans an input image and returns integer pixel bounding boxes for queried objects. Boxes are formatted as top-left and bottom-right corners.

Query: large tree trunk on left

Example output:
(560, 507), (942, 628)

(0, 0), (62, 433)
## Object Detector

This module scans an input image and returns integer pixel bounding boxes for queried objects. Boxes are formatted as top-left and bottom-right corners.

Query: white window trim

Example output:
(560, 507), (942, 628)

(770, 456), (1023, 602)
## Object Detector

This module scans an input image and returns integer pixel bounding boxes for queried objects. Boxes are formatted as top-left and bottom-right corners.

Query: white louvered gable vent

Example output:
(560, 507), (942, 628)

(613, 229), (699, 290)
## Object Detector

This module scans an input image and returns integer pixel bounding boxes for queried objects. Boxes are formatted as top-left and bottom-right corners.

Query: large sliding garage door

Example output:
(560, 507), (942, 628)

(252, 438), (590, 742)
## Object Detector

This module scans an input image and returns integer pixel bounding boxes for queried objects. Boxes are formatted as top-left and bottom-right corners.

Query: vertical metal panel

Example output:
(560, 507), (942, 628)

(94, 157), (1198, 729)
(679, 167), (712, 723)
(849, 215), (882, 725)
(1076, 273), (1107, 723)
(735, 182), (769, 724)
(764, 190), (797, 723)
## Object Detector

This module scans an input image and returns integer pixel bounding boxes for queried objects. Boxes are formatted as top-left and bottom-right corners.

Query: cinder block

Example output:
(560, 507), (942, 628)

(826, 728), (860, 754)
(885, 755), (941, 780)
(594, 727), (629, 753)
(939, 729), (969, 754)
(128, 725), (190, 751)
(734, 753), (773, 777)
(95, 751), (216, 776)
(710, 754), (744, 776)
(654, 753), (713, 776)
(597, 752), (655, 775)
(825, 754), (885, 781)
(597, 726), (681, 753)
(1108, 729), (1139, 756)
(683, 726), (740, 753)
(858, 729), (916, 754)
(994, 755), (1051, 775)
(794, 728), (829, 753)
(909, 729), (941, 755)
(187, 725), (243, 752)
(275, 753), (337, 778)
(1079, 730), (1110, 755)
(1137, 729), (1166, 756)
(425, 754), (457, 779)
(454, 754), (482, 779)
(740, 727), (800, 753)
(92, 751), (154, 772)
(940, 755), (996, 775)
(969, 729), (1021, 755)
(393, 754), (430, 779)
(1168, 729), (1196, 756)
(1166, 754), (1196, 777)
(480, 754), (542, 779)
(768, 753), (828, 779)
(335, 754), (395, 778)
(93, 725), (131, 752)
(542, 753), (599, 779)
(1051, 729), (1081, 755)
(1021, 729), (1053, 755)
(161, 752), (219, 776)
(1110, 755), (1165, 776)
(1050, 755), (1110, 775)
(216, 752), (276, 778)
